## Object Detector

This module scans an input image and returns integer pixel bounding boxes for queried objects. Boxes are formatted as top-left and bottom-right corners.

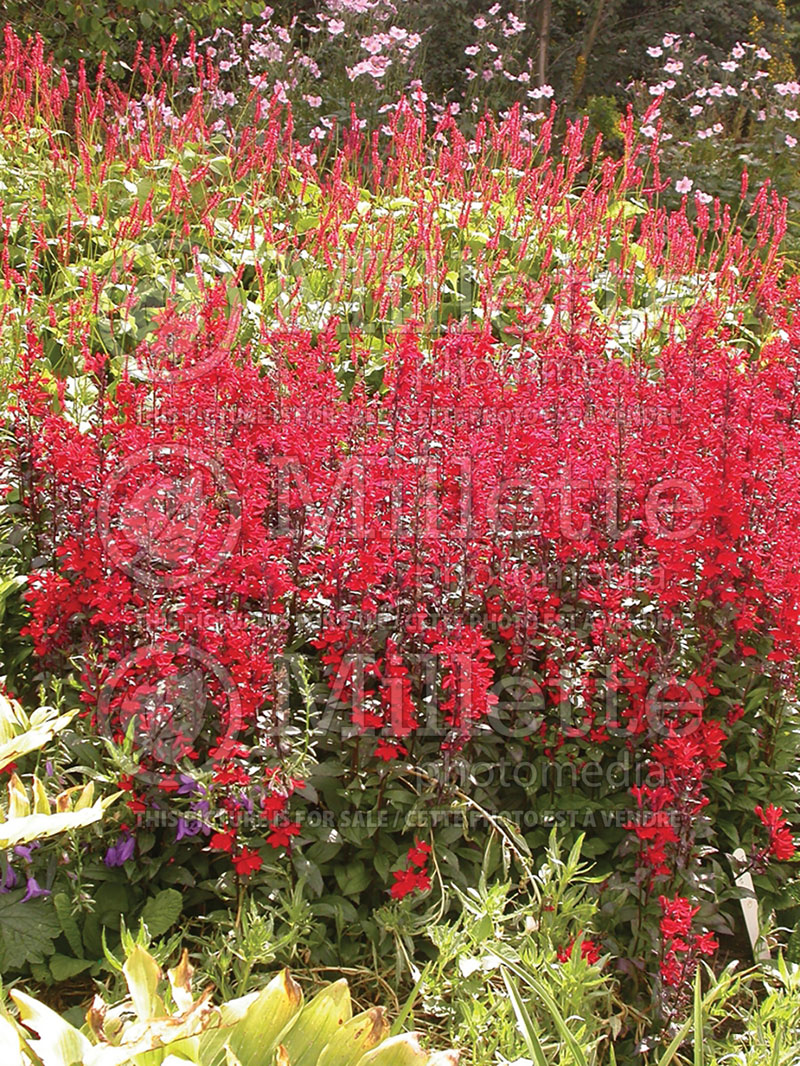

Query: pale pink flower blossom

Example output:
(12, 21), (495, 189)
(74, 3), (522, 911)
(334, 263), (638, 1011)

(675, 176), (693, 194)
(474, 16), (487, 29)
(756, 47), (771, 60)
(786, 108), (799, 121)
(689, 104), (703, 117)
(647, 47), (663, 58)
(720, 60), (738, 72)
(328, 19), (345, 35)
(786, 134), (798, 147)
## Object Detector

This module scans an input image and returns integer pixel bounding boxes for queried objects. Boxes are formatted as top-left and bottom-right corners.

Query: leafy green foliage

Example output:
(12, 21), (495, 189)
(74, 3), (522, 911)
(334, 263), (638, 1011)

(2, 937), (454, 1066)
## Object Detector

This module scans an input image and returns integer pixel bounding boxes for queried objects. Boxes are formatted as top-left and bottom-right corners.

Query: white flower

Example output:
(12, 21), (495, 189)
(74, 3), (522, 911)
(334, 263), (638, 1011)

(647, 46), (663, 58)
(675, 176), (693, 194)
(785, 108), (799, 121)
(720, 60), (738, 72)
(695, 191), (712, 204)
(732, 44), (745, 60)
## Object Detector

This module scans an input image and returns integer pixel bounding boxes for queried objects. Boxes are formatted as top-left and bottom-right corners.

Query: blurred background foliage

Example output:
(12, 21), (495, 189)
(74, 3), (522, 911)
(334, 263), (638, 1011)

(3, 0), (800, 101)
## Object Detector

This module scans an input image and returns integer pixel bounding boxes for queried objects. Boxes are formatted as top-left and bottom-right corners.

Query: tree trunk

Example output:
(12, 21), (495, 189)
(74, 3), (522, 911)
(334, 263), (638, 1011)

(537, 0), (552, 87)
(572, 0), (610, 102)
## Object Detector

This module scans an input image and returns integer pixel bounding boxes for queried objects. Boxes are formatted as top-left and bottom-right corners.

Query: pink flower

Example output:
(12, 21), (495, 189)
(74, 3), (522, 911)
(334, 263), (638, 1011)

(647, 46), (663, 58)
(328, 18), (345, 35)
(473, 16), (487, 29)
(675, 176), (693, 194)
(786, 135), (798, 148)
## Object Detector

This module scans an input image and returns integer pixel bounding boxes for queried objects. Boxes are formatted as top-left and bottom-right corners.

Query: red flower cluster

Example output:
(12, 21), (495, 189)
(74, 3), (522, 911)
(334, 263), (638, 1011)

(658, 895), (718, 988)
(557, 937), (602, 965)
(390, 839), (431, 899)
(755, 804), (796, 862)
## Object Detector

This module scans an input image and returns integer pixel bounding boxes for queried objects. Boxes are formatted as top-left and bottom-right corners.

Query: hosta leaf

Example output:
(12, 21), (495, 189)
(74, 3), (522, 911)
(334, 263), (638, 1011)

(0, 801), (108, 849)
(123, 943), (162, 1022)
(281, 979), (352, 1066)
(10, 988), (92, 1065)
(0, 1016), (27, 1065)
(228, 969), (303, 1066)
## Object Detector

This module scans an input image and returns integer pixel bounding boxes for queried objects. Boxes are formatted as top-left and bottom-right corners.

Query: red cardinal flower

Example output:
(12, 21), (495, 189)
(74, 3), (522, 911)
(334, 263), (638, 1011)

(232, 847), (263, 876)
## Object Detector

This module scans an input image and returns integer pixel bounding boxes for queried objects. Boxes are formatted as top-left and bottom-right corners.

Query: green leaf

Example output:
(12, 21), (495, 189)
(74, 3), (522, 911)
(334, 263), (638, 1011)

(52, 894), (84, 959)
(10, 988), (91, 1065)
(49, 954), (93, 982)
(499, 969), (548, 1066)
(123, 943), (162, 1022)
(140, 888), (183, 938)
(335, 861), (371, 897)
(0, 892), (60, 971)
(694, 967), (703, 1066)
